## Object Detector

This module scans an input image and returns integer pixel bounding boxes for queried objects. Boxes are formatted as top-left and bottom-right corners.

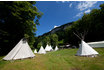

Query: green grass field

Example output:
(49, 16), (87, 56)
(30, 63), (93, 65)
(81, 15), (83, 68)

(0, 48), (104, 70)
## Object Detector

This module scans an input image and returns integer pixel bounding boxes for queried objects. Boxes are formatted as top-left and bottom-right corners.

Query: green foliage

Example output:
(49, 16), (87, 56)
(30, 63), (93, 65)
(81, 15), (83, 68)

(34, 34), (58, 49)
(0, 1), (42, 55)
(58, 39), (64, 45)
(50, 34), (58, 47)
(65, 25), (75, 45)
(100, 3), (104, 10)
(45, 36), (51, 45)
(24, 34), (29, 39)
(42, 36), (51, 48)
(37, 42), (42, 50)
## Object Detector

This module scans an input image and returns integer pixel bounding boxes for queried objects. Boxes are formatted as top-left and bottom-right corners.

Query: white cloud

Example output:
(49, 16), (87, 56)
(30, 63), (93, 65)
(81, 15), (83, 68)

(77, 1), (97, 11)
(56, 1), (69, 3)
(56, 1), (66, 3)
(76, 12), (83, 17)
(69, 3), (72, 7)
(84, 9), (91, 13)
(54, 26), (58, 28)
(74, 9), (91, 18)
(62, 1), (65, 3)
(54, 25), (60, 28)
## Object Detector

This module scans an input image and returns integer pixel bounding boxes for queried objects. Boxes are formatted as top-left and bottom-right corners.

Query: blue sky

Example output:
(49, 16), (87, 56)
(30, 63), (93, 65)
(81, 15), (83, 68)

(35, 1), (104, 36)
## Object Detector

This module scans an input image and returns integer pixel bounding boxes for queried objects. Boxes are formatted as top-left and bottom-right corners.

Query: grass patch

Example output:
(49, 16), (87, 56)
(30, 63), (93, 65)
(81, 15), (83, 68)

(0, 48), (104, 70)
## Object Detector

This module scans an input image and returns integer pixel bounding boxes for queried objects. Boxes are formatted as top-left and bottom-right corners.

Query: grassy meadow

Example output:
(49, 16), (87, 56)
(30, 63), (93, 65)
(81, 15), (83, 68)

(0, 48), (104, 70)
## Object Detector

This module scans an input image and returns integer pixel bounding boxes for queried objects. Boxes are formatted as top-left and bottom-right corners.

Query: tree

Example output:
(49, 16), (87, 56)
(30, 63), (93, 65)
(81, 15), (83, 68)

(37, 42), (42, 50)
(0, 1), (43, 55)
(50, 34), (58, 48)
(42, 36), (51, 48)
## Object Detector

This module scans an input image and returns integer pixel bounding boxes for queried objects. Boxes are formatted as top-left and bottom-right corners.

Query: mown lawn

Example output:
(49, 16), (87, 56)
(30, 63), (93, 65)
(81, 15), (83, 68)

(0, 48), (104, 70)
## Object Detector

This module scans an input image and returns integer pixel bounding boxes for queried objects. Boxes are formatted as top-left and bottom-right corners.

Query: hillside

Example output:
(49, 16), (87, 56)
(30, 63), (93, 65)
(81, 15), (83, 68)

(38, 22), (73, 37)
(35, 22), (74, 49)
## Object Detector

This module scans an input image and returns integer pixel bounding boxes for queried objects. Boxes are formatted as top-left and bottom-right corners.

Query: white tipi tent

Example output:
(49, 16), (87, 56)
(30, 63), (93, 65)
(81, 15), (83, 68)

(49, 45), (53, 51)
(38, 46), (46, 54)
(45, 44), (51, 51)
(76, 40), (99, 57)
(55, 46), (58, 51)
(3, 38), (35, 60)
(34, 49), (37, 53)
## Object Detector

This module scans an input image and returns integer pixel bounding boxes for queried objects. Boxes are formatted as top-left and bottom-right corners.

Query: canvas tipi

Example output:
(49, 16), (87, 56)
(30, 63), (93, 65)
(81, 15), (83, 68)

(55, 46), (58, 51)
(45, 44), (51, 51)
(3, 38), (35, 60)
(38, 46), (46, 54)
(34, 49), (37, 53)
(76, 40), (99, 57)
(49, 45), (53, 51)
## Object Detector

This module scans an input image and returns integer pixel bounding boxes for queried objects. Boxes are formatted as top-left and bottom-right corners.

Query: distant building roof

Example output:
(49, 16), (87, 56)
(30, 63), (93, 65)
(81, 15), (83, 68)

(87, 41), (104, 48)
